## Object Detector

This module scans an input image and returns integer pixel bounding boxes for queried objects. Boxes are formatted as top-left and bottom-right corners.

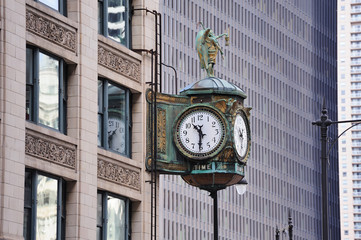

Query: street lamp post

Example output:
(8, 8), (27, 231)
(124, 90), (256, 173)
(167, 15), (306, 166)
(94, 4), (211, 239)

(312, 102), (332, 240)
(209, 179), (248, 240)
(312, 100), (361, 240)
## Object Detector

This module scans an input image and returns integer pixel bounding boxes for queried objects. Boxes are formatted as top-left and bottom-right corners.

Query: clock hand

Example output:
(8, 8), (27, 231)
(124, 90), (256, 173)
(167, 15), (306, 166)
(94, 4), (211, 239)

(239, 129), (244, 148)
(198, 125), (206, 139)
(197, 125), (207, 151)
(192, 124), (203, 150)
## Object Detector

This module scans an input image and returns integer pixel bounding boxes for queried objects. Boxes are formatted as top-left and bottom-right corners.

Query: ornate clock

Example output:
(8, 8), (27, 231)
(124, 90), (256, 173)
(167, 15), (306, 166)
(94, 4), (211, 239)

(233, 110), (250, 160)
(174, 106), (227, 160)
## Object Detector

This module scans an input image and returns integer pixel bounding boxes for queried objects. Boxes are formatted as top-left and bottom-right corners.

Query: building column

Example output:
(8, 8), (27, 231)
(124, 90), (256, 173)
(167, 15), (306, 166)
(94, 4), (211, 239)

(0, 1), (26, 239)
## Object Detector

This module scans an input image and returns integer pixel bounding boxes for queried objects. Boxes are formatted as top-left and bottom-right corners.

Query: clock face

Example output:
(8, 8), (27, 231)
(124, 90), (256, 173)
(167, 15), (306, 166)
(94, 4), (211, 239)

(175, 107), (226, 159)
(108, 116), (125, 154)
(233, 112), (250, 159)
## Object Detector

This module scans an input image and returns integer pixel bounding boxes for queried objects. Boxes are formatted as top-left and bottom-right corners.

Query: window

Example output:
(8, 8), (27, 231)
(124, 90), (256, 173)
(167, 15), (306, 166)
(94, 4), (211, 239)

(26, 46), (67, 133)
(35, 0), (67, 15)
(98, 79), (131, 156)
(97, 191), (130, 240)
(23, 169), (66, 240)
(98, 0), (131, 47)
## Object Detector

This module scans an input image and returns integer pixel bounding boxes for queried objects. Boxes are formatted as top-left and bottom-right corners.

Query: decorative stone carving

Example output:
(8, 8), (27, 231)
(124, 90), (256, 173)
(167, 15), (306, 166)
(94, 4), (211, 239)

(98, 157), (141, 190)
(25, 132), (76, 169)
(157, 108), (166, 154)
(98, 45), (141, 82)
(26, 9), (76, 52)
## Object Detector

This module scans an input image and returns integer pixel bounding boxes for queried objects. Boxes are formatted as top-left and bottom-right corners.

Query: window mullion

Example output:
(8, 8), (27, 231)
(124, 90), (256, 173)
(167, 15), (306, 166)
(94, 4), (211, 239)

(126, 89), (131, 157)
(31, 171), (37, 240)
(34, 49), (40, 124)
(57, 178), (62, 240)
(125, 198), (130, 239)
(59, 60), (64, 133)
(126, 0), (130, 47)
(104, 0), (108, 38)
(103, 193), (108, 240)
(104, 81), (109, 149)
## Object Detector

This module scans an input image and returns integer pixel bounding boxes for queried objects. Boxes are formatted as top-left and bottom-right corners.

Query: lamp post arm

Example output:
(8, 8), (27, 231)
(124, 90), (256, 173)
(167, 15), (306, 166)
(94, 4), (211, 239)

(326, 121), (361, 158)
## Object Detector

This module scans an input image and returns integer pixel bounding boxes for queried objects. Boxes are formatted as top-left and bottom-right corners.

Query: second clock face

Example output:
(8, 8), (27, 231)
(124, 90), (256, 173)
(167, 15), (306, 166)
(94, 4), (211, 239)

(175, 107), (226, 159)
(234, 113), (249, 159)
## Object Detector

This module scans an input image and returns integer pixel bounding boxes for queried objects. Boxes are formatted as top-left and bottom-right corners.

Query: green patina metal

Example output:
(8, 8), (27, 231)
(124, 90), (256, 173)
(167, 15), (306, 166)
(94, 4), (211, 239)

(195, 22), (229, 77)
(180, 77), (247, 98)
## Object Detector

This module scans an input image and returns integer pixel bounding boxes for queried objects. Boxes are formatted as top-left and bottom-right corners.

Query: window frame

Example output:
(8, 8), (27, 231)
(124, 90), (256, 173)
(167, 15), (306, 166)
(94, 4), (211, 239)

(97, 191), (130, 240)
(98, 0), (132, 48)
(23, 169), (66, 240)
(35, 0), (67, 16)
(98, 78), (132, 157)
(26, 46), (67, 134)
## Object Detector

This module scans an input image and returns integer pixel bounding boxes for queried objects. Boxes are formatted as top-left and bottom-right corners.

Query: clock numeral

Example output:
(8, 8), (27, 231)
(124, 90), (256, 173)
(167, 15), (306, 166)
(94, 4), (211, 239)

(186, 123), (191, 129)
(212, 137), (216, 143)
(185, 138), (190, 143)
(212, 121), (216, 127)
(215, 129), (219, 135)
(191, 143), (195, 149)
(207, 116), (209, 122)
(183, 130), (187, 135)
(207, 142), (211, 148)
(199, 146), (203, 151)
(198, 115), (203, 121)
(191, 117), (196, 123)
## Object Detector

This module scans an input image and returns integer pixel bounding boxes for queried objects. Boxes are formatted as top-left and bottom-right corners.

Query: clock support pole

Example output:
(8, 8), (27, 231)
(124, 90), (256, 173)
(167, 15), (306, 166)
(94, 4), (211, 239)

(210, 190), (219, 240)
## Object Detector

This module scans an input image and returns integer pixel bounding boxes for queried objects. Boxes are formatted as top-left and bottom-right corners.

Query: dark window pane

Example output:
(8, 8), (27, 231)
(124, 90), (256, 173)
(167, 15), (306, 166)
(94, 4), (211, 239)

(23, 171), (32, 240)
(107, 0), (126, 44)
(38, 52), (59, 130)
(24, 171), (32, 207)
(98, 114), (103, 147)
(107, 83), (126, 154)
(98, 1), (104, 35)
(26, 48), (33, 85)
(26, 85), (32, 121)
(107, 196), (126, 240)
(98, 80), (103, 113)
(26, 48), (33, 121)
(97, 193), (103, 226)
(36, 175), (58, 240)
(23, 208), (32, 240)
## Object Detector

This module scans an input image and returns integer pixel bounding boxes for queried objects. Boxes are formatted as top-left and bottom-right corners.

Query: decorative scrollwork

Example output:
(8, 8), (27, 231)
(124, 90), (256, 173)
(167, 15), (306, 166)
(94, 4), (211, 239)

(26, 9), (76, 52)
(98, 46), (141, 82)
(98, 158), (141, 190)
(25, 132), (76, 169)
(157, 108), (166, 154)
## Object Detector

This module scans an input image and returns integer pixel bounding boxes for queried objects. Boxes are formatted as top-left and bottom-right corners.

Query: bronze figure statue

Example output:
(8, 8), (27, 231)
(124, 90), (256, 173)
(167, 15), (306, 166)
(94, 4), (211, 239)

(196, 22), (229, 77)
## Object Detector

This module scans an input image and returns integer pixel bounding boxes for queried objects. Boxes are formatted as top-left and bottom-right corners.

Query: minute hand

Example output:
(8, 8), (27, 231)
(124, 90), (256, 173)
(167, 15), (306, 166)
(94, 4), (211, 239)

(197, 125), (206, 150)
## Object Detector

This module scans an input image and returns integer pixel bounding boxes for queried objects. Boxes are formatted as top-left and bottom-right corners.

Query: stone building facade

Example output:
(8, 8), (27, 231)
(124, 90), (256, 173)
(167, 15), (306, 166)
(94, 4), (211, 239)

(0, 0), (158, 239)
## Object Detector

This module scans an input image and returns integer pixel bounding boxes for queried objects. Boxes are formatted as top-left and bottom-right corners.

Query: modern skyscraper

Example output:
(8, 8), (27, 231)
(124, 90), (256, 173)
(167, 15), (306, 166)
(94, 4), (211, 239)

(159, 1), (339, 239)
(338, 0), (361, 239)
